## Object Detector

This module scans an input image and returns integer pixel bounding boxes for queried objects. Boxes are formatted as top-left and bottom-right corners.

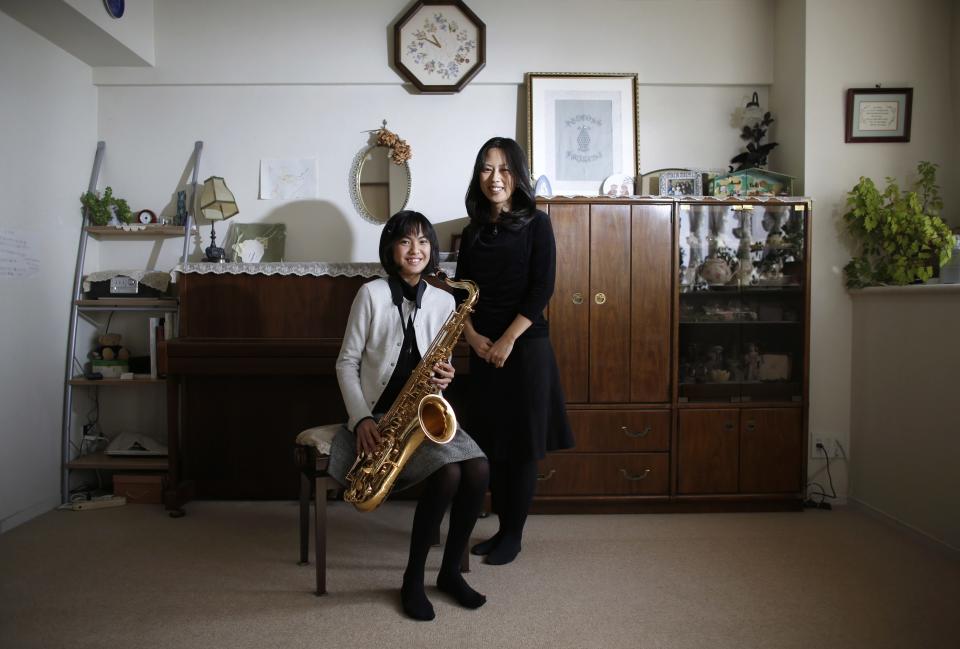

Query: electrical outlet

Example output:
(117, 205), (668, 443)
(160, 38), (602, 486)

(812, 436), (842, 459)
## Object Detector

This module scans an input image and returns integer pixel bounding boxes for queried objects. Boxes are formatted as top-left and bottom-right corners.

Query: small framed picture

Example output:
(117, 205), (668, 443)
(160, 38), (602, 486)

(844, 87), (912, 143)
(658, 171), (702, 197)
(526, 72), (639, 196)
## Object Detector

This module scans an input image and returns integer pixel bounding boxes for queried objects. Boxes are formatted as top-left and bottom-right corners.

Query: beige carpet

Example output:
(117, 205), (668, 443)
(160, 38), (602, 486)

(1, 501), (957, 649)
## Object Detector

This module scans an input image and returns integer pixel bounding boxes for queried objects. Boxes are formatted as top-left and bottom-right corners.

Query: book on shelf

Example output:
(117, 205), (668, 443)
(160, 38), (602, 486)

(148, 316), (159, 379)
(158, 314), (174, 376)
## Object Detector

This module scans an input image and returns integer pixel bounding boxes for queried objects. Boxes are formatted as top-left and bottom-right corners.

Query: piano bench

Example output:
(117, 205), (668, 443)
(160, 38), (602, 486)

(294, 424), (471, 597)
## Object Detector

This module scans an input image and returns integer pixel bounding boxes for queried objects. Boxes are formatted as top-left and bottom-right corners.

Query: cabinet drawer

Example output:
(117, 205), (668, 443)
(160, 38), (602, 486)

(566, 410), (670, 452)
(536, 453), (669, 496)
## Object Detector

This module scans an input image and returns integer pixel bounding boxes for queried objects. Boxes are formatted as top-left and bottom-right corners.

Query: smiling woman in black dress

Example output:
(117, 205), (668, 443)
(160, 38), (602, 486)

(455, 136), (574, 566)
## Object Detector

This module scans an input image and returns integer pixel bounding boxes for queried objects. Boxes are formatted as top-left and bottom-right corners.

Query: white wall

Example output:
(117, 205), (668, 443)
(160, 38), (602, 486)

(0, 11), (96, 532)
(93, 0), (776, 268)
(771, 0), (805, 191)
(953, 0), (960, 215)
(804, 0), (957, 510)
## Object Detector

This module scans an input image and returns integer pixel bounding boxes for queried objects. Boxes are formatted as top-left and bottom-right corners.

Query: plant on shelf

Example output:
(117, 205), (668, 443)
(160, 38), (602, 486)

(842, 161), (954, 288)
(80, 186), (132, 226)
(729, 114), (778, 172)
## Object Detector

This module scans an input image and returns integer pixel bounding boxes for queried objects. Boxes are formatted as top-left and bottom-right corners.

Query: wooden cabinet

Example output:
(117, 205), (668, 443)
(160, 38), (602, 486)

(677, 407), (802, 495)
(675, 200), (810, 507)
(537, 199), (673, 509)
(547, 201), (673, 404)
(534, 197), (809, 513)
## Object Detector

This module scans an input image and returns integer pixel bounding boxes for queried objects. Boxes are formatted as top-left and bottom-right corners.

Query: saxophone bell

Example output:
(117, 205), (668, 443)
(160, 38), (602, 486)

(418, 393), (457, 445)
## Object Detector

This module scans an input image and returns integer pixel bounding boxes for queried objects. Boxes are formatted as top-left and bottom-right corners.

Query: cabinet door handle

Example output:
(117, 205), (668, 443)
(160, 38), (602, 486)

(572, 292), (583, 305)
(594, 292), (606, 305)
(723, 421), (735, 432)
(619, 468), (651, 481)
(746, 420), (756, 432)
(623, 425), (652, 438)
(537, 469), (556, 482)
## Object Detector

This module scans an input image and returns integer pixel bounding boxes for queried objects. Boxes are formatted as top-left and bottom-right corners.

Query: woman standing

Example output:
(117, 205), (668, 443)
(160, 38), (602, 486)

(455, 137), (574, 566)
(329, 210), (489, 621)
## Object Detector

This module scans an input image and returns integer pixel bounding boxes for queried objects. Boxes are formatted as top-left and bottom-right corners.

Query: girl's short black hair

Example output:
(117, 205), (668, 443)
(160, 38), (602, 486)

(464, 136), (536, 229)
(378, 210), (440, 278)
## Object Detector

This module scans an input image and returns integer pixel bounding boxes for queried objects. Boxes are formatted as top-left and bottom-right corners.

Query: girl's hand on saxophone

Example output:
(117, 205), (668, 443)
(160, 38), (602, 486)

(355, 418), (382, 456)
(430, 361), (455, 390)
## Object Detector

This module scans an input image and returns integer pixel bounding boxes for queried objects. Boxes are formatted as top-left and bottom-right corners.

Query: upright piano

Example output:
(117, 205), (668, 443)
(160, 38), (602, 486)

(164, 262), (463, 510)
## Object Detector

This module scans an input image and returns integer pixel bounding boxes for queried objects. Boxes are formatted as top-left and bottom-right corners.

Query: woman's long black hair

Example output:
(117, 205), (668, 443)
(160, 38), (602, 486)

(378, 210), (441, 278)
(464, 136), (536, 233)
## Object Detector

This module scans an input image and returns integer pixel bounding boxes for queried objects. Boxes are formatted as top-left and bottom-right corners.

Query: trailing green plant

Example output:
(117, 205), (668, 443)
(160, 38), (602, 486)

(80, 186), (132, 226)
(842, 161), (954, 287)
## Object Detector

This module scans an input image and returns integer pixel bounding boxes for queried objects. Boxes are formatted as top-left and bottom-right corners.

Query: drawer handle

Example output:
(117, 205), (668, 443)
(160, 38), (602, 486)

(746, 420), (756, 432)
(572, 292), (584, 305)
(537, 469), (556, 482)
(723, 421), (735, 432)
(623, 425), (652, 438)
(594, 292), (606, 305)
(619, 468), (651, 481)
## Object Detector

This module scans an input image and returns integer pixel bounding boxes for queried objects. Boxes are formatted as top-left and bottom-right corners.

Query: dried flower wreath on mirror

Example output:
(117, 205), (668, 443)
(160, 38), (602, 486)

(376, 125), (412, 165)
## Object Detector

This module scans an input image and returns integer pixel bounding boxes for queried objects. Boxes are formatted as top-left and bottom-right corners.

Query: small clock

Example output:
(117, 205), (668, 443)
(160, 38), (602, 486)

(137, 209), (156, 225)
(103, 0), (125, 18)
(393, 0), (485, 94)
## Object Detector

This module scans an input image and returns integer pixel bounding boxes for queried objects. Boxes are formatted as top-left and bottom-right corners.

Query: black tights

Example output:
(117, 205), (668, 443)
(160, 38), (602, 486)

(401, 457), (489, 620)
(474, 459), (538, 564)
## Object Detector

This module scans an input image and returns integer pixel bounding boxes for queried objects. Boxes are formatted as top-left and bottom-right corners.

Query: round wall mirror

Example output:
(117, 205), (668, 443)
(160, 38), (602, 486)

(349, 145), (411, 223)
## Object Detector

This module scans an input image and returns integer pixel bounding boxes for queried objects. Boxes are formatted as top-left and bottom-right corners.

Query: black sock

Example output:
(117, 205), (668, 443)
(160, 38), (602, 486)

(437, 569), (486, 608)
(484, 533), (521, 565)
(483, 460), (536, 566)
(470, 531), (501, 555)
(401, 572), (435, 621)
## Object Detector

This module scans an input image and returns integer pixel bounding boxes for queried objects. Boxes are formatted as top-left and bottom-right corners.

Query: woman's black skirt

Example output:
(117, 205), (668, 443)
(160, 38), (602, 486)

(463, 336), (574, 462)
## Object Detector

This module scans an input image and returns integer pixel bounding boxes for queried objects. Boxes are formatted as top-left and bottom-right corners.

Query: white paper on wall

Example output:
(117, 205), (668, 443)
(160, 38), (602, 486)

(259, 158), (319, 200)
(0, 229), (41, 279)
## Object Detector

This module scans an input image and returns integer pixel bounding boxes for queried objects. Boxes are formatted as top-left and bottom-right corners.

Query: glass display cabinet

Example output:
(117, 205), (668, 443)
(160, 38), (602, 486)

(677, 201), (809, 404)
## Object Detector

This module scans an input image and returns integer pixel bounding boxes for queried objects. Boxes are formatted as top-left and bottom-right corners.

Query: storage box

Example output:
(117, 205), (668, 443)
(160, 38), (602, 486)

(112, 474), (166, 504)
(90, 359), (129, 378)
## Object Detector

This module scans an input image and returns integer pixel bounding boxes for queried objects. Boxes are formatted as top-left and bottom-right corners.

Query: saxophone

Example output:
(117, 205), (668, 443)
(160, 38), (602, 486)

(344, 273), (479, 512)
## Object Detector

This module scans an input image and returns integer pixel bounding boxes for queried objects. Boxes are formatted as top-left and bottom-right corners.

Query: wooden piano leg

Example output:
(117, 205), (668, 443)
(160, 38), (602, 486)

(298, 470), (310, 565)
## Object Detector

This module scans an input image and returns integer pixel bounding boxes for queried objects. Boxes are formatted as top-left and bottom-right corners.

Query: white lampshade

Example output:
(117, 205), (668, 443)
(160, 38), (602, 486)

(199, 176), (239, 221)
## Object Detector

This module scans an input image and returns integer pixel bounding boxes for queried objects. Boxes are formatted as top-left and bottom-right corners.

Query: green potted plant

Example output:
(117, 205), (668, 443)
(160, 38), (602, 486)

(80, 186), (132, 226)
(843, 161), (954, 288)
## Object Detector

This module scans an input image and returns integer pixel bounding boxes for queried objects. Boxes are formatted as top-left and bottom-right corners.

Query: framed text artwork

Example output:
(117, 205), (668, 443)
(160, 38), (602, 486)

(844, 87), (913, 143)
(394, 1), (486, 93)
(526, 73), (639, 196)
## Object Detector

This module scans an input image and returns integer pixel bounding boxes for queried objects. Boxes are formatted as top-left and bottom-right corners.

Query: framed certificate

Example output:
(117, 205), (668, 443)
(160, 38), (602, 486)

(845, 87), (913, 143)
(526, 73), (639, 196)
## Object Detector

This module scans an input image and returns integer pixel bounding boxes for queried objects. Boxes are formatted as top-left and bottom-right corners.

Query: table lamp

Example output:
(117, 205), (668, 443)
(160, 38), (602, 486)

(199, 176), (238, 263)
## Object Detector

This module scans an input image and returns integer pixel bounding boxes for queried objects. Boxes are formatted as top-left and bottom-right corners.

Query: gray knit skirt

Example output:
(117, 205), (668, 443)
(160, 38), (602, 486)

(327, 415), (486, 492)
